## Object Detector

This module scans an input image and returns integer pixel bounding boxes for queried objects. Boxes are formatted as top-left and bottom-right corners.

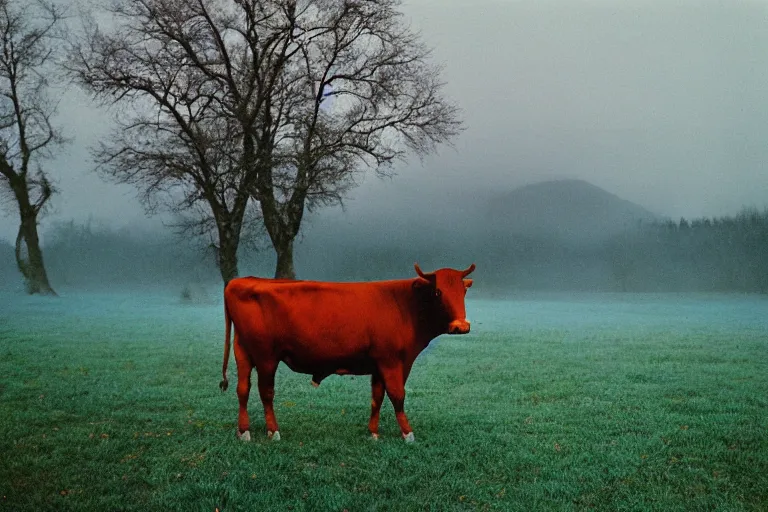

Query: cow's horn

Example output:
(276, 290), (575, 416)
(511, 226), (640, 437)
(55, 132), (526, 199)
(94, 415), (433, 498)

(461, 263), (476, 277)
(414, 263), (432, 280)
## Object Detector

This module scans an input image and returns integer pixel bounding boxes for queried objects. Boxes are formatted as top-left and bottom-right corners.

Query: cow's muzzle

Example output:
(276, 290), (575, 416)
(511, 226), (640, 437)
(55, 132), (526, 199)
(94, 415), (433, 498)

(448, 320), (471, 335)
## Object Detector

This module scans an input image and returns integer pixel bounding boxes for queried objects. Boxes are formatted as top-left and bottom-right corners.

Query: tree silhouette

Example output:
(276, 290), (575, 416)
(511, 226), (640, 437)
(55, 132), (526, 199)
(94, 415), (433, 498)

(0, 0), (65, 295)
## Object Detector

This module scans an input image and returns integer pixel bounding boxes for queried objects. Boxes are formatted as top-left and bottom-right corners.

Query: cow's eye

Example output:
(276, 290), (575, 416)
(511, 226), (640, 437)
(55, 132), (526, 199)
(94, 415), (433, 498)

(434, 289), (442, 298)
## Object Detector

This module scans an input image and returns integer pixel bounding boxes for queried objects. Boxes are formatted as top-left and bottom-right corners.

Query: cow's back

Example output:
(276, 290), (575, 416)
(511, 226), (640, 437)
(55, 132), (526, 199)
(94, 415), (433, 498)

(225, 278), (416, 371)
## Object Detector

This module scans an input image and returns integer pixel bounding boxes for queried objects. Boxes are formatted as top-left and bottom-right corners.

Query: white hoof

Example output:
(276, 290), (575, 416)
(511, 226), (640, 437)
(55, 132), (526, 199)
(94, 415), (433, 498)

(371, 433), (379, 441)
(311, 380), (320, 388)
(237, 430), (251, 442)
(268, 430), (281, 441)
(403, 432), (415, 443)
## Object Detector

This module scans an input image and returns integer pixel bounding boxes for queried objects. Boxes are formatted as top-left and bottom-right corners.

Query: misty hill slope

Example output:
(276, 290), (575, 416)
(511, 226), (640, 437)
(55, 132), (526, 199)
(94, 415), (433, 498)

(486, 179), (657, 242)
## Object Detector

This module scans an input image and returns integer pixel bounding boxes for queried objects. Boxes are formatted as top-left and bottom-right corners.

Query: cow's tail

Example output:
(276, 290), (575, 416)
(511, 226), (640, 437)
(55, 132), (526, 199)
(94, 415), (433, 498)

(220, 296), (231, 392)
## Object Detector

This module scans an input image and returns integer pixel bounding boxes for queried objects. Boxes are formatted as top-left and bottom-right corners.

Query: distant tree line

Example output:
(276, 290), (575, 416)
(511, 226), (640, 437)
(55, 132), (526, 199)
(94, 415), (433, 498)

(2, 208), (765, 294)
(13, 220), (219, 289)
(605, 208), (768, 293)
(298, 207), (768, 294)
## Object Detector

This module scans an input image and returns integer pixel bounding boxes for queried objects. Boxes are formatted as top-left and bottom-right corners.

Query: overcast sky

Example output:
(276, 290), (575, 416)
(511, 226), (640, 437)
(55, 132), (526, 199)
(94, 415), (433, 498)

(3, 0), (768, 243)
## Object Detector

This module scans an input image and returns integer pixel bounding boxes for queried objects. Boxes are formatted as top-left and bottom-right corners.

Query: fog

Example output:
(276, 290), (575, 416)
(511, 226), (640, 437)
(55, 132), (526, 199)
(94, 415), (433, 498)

(3, 0), (768, 291)
(2, 197), (766, 296)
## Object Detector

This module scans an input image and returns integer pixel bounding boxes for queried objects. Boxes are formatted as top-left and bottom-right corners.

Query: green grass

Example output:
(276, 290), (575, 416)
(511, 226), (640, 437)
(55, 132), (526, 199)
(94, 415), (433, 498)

(0, 292), (766, 511)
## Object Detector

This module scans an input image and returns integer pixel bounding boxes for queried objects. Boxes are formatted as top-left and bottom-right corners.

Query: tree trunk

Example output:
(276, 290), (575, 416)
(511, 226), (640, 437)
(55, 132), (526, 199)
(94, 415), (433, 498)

(216, 222), (240, 285)
(15, 213), (56, 296)
(254, 152), (303, 280)
(274, 238), (295, 279)
(218, 241), (239, 285)
(257, 184), (300, 280)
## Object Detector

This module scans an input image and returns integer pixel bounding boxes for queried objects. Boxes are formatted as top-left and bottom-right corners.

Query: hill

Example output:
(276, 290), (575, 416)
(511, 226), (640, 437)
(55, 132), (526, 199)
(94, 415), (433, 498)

(486, 179), (657, 242)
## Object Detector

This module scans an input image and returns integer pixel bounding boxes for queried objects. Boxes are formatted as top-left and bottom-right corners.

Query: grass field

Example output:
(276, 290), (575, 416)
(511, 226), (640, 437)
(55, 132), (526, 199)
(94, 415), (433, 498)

(1, 290), (767, 511)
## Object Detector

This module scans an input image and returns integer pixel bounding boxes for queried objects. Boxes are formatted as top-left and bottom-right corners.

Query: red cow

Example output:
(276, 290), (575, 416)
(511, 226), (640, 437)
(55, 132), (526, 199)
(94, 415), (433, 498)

(220, 263), (475, 442)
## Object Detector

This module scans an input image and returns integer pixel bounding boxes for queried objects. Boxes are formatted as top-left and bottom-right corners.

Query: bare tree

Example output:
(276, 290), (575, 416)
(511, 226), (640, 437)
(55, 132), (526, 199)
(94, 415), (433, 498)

(69, 4), (258, 283)
(0, 0), (65, 295)
(70, 0), (461, 280)
(251, 0), (463, 277)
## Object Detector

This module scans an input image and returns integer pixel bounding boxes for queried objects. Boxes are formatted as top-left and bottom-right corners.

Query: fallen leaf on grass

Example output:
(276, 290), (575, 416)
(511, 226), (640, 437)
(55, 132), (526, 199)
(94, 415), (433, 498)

(120, 453), (138, 463)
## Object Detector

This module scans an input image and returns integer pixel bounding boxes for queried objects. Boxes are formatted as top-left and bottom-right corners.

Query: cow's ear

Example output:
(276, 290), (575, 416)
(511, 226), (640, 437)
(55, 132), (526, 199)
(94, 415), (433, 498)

(413, 277), (432, 289)
(463, 279), (473, 289)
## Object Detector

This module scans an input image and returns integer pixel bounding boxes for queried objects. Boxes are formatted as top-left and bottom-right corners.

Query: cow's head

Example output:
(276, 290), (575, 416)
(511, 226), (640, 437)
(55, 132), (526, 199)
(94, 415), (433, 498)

(414, 263), (475, 335)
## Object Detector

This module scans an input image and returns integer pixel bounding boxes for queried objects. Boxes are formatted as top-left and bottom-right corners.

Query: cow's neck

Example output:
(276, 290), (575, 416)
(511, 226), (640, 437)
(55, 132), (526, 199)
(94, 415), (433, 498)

(401, 279), (448, 350)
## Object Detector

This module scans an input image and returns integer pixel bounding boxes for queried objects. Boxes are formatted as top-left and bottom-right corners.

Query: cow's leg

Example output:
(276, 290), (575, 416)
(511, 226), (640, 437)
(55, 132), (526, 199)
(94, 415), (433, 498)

(380, 365), (414, 442)
(256, 361), (280, 441)
(368, 373), (385, 440)
(311, 372), (327, 387)
(234, 338), (253, 442)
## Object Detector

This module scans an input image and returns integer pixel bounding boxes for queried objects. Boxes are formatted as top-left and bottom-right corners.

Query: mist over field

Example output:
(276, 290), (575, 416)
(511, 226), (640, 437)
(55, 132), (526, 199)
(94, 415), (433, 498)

(2, 179), (767, 296)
